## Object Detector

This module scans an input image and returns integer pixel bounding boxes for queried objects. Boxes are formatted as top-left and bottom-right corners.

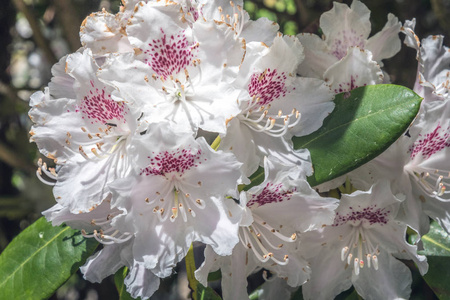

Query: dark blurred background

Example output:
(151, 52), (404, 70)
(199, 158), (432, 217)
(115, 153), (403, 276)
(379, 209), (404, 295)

(0, 0), (448, 299)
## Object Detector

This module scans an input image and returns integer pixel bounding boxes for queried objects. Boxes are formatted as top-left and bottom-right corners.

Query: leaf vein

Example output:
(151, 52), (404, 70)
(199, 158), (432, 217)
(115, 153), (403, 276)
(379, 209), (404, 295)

(0, 226), (72, 290)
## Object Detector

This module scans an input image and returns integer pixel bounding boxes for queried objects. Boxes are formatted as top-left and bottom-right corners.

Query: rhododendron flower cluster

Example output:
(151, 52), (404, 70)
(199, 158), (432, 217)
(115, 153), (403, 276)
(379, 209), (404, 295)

(28, 0), (450, 299)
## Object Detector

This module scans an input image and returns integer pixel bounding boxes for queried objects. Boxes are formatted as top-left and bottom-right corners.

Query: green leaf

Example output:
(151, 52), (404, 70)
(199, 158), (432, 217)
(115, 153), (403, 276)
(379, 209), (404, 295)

(0, 217), (98, 299)
(293, 84), (422, 186)
(207, 270), (221, 282)
(186, 244), (199, 300)
(419, 222), (450, 299)
(197, 283), (222, 300)
(115, 267), (139, 300)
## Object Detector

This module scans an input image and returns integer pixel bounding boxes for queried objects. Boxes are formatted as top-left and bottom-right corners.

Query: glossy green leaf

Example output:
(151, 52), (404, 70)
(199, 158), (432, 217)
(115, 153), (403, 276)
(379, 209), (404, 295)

(115, 267), (139, 300)
(293, 84), (422, 186)
(419, 222), (450, 299)
(0, 217), (98, 299)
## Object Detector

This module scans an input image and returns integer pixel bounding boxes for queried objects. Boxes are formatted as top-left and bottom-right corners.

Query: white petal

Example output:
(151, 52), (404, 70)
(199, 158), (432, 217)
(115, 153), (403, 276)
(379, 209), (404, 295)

(301, 233), (353, 300)
(320, 1), (371, 59)
(127, 2), (188, 57)
(296, 33), (337, 78)
(338, 181), (402, 220)
(419, 35), (450, 99)
(42, 199), (121, 231)
(220, 118), (260, 177)
(241, 17), (279, 45)
(366, 14), (401, 61)
(368, 220), (428, 275)
(195, 245), (221, 286)
(124, 262), (160, 300)
(279, 77), (335, 137)
(218, 243), (254, 300)
(47, 54), (76, 100)
(401, 19), (420, 52)
(80, 10), (133, 55)
(353, 251), (412, 300)
(324, 47), (383, 94)
(81, 240), (132, 283)
(255, 179), (338, 233)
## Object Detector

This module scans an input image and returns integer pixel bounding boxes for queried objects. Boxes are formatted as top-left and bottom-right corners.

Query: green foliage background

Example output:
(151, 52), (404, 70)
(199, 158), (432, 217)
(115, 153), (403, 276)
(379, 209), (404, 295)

(0, 0), (448, 299)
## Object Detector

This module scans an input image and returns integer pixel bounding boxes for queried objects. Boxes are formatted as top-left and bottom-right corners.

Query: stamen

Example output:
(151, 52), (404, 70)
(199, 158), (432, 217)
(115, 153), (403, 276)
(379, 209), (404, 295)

(82, 228), (133, 245)
(179, 203), (188, 222)
(412, 168), (450, 197)
(347, 253), (353, 265)
(36, 166), (56, 186)
(373, 255), (379, 270)
(254, 215), (297, 242)
(354, 258), (360, 275)
(239, 100), (301, 138)
(341, 246), (349, 261)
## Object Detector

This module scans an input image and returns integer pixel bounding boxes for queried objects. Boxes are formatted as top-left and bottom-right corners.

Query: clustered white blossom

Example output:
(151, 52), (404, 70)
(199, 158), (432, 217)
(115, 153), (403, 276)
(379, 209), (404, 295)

(28, 0), (450, 299)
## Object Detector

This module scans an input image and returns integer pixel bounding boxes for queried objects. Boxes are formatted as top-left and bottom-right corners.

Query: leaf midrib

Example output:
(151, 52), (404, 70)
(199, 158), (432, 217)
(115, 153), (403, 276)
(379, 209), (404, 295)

(296, 100), (416, 149)
(0, 224), (71, 290)
(423, 234), (450, 254)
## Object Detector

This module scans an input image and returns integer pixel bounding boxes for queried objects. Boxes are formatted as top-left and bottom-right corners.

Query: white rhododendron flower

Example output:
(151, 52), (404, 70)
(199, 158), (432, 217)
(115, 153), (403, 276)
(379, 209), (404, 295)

(108, 123), (244, 277)
(26, 0), (449, 299)
(29, 49), (143, 213)
(301, 181), (428, 300)
(196, 157), (338, 300)
(297, 0), (401, 84)
(98, 1), (244, 134)
(221, 34), (334, 176)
